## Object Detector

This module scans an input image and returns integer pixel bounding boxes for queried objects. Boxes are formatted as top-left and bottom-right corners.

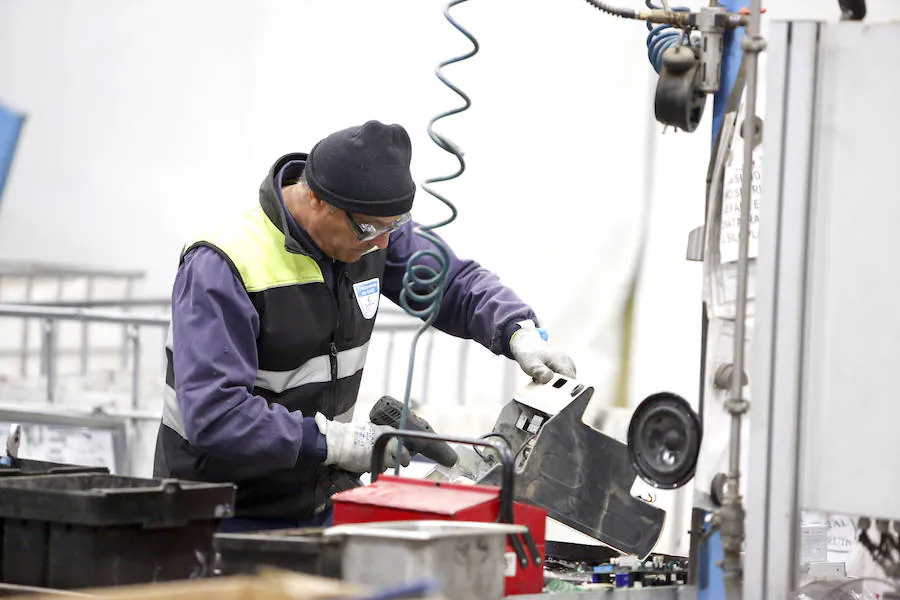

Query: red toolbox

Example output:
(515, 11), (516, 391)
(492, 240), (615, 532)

(333, 431), (547, 596)
(333, 476), (546, 595)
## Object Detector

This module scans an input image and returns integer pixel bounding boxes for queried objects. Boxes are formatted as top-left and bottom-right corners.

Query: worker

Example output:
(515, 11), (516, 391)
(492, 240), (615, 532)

(153, 120), (576, 532)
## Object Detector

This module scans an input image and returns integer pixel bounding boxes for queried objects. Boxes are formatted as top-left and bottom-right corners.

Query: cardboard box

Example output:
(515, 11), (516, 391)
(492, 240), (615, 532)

(4, 572), (364, 600)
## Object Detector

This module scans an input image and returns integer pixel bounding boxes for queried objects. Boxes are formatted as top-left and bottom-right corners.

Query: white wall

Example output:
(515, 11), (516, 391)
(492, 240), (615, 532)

(0, 0), (667, 414)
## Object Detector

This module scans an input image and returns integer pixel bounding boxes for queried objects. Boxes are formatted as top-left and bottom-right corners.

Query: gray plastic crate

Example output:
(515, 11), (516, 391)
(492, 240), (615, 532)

(0, 458), (107, 479)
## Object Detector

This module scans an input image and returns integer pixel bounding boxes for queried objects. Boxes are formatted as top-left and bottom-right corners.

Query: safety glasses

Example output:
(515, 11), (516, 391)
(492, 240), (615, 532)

(345, 211), (411, 242)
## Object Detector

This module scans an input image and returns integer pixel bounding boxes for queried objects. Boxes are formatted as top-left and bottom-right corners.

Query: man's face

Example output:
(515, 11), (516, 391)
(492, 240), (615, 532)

(314, 204), (408, 263)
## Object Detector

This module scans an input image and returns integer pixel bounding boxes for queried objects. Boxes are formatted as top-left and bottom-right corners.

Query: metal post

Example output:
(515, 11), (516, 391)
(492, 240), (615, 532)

(40, 317), (49, 377)
(123, 417), (139, 477)
(120, 277), (136, 369)
(81, 276), (94, 375)
(128, 324), (141, 410)
(721, 0), (765, 596)
(19, 276), (33, 377)
(55, 275), (66, 379)
(126, 330), (141, 473)
(42, 319), (56, 404)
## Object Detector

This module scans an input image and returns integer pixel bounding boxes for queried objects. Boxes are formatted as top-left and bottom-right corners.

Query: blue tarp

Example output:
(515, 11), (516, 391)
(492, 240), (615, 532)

(0, 102), (25, 206)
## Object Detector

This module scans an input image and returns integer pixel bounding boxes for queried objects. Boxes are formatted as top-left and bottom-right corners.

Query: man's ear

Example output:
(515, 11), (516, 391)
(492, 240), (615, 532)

(307, 190), (328, 214)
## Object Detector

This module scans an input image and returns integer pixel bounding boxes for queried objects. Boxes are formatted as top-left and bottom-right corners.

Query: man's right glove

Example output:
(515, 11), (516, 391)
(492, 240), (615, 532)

(509, 319), (577, 384)
(314, 413), (411, 474)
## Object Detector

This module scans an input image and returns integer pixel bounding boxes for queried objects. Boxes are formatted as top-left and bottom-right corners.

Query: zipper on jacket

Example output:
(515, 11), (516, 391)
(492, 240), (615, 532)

(341, 270), (356, 344)
(328, 341), (338, 418)
(329, 261), (343, 419)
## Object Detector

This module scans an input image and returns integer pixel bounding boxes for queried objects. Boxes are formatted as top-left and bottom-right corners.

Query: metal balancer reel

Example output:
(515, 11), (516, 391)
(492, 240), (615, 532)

(627, 392), (702, 489)
(654, 46), (706, 132)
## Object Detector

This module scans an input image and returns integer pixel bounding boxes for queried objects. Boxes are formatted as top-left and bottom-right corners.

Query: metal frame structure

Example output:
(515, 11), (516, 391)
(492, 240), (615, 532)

(0, 303), (169, 408)
(0, 261), (145, 377)
(747, 20), (900, 600)
(743, 21), (820, 599)
(694, 1), (753, 598)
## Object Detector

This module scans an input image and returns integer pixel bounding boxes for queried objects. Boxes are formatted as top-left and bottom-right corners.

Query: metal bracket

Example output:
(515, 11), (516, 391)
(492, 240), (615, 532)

(686, 226), (706, 261)
(724, 398), (750, 415)
(713, 364), (748, 391)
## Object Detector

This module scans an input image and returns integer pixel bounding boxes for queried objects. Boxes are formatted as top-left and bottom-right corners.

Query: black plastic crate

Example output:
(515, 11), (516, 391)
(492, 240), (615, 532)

(0, 473), (236, 589)
(213, 528), (341, 578)
(0, 457), (108, 479)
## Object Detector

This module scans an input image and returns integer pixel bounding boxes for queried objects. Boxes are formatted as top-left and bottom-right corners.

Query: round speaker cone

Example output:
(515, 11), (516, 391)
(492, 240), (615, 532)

(627, 392), (702, 489)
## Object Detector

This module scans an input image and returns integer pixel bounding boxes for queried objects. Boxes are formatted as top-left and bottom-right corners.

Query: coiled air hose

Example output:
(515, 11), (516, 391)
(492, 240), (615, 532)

(394, 0), (478, 472)
(644, 1), (693, 74)
(580, 0), (696, 74)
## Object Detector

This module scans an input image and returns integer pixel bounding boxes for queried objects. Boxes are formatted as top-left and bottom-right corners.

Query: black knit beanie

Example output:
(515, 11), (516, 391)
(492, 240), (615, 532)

(305, 120), (416, 217)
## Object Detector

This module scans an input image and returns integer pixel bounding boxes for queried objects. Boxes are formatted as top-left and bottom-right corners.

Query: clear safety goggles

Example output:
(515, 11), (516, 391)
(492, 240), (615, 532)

(345, 211), (411, 242)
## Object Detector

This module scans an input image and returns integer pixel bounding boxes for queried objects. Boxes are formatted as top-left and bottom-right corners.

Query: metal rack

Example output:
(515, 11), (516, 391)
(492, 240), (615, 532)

(0, 261), (148, 379)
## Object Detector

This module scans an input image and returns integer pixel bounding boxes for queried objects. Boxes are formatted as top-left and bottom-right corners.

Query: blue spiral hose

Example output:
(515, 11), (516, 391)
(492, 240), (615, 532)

(645, 0), (692, 73)
(394, 0), (478, 472)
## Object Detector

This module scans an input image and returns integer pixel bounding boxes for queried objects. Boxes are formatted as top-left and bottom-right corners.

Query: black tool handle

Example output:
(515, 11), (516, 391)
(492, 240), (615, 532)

(838, 0), (866, 20)
(369, 396), (458, 467)
(371, 430), (515, 524)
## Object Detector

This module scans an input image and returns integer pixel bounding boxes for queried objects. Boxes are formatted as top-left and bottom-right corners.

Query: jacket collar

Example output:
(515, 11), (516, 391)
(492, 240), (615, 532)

(259, 152), (318, 257)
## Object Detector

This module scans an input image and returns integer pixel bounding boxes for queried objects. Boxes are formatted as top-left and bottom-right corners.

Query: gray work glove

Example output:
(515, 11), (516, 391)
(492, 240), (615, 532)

(509, 320), (577, 384)
(314, 413), (411, 474)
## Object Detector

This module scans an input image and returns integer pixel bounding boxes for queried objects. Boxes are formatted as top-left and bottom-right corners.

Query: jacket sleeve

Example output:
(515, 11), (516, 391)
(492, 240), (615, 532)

(381, 222), (538, 359)
(171, 247), (325, 470)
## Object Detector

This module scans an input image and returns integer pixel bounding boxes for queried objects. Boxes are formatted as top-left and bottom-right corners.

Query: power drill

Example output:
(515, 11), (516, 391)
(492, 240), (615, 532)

(369, 396), (458, 468)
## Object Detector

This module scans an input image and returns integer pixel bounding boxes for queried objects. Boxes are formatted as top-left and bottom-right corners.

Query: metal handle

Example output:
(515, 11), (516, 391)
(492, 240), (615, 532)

(370, 430), (542, 570)
(520, 529), (543, 568)
(507, 530), (543, 570)
(370, 430), (515, 524)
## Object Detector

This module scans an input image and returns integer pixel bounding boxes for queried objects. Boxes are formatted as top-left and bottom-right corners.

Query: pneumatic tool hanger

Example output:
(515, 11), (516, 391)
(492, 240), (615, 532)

(581, 0), (752, 132)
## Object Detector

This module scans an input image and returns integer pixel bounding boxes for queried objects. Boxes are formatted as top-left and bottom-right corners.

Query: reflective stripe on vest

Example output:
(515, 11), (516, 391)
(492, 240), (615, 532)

(162, 384), (187, 439)
(254, 342), (370, 393)
(162, 359), (357, 437)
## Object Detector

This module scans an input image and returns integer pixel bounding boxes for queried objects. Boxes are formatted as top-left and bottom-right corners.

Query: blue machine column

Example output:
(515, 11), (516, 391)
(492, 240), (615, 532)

(698, 2), (748, 600)
(711, 0), (749, 147)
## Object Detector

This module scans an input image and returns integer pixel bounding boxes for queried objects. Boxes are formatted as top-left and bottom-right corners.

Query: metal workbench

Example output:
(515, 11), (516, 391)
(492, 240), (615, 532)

(511, 585), (695, 599)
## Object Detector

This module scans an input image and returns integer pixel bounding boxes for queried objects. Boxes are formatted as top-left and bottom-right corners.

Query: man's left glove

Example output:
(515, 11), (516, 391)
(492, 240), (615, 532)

(509, 320), (576, 384)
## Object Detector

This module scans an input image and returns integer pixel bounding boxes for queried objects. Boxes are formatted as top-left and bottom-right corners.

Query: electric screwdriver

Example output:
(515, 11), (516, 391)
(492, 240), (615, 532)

(369, 396), (459, 468)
